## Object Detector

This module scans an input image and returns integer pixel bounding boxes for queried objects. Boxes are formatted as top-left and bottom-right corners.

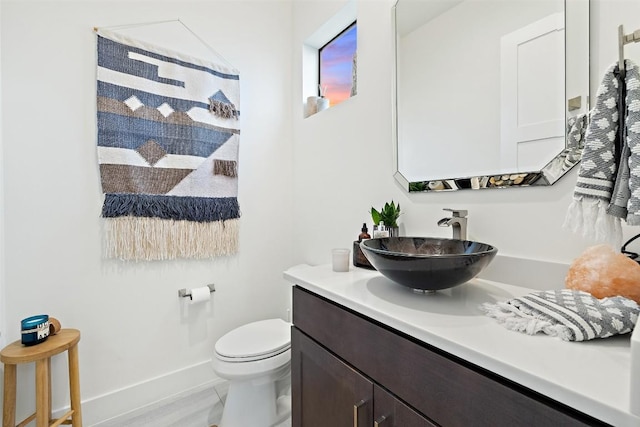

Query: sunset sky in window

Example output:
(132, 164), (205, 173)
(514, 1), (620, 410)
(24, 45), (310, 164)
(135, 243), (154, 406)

(320, 23), (357, 106)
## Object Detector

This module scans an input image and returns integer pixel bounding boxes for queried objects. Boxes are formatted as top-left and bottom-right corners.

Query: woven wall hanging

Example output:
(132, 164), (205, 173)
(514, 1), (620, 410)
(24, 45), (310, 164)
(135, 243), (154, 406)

(95, 27), (240, 260)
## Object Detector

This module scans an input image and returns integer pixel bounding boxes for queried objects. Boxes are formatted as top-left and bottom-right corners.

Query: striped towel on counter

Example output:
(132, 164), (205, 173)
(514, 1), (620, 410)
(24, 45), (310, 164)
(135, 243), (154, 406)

(480, 289), (640, 341)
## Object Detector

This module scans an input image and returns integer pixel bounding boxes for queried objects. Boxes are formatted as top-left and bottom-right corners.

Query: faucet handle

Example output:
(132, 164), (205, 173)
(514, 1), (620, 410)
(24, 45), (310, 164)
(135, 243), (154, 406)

(443, 208), (468, 218)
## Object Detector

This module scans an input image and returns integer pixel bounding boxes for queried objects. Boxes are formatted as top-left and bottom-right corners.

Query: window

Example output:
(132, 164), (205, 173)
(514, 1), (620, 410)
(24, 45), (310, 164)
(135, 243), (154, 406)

(319, 22), (357, 107)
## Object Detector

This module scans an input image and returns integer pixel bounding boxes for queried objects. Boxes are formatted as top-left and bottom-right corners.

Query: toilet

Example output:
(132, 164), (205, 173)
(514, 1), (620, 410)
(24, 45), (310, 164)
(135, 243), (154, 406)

(211, 318), (292, 427)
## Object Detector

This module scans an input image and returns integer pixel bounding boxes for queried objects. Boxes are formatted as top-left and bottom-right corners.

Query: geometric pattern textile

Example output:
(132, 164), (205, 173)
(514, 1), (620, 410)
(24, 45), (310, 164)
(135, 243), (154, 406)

(564, 62), (622, 246)
(564, 60), (640, 245)
(608, 61), (640, 222)
(622, 61), (640, 225)
(480, 289), (640, 342)
(96, 29), (241, 260)
(573, 63), (620, 205)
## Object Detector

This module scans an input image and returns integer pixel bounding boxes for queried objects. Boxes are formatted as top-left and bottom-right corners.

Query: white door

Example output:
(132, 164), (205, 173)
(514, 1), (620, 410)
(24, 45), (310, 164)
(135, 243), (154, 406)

(500, 13), (565, 171)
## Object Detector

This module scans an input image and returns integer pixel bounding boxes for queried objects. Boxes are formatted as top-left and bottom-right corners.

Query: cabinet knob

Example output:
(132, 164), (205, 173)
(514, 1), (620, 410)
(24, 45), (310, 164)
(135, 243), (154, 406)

(374, 415), (389, 426)
(353, 399), (367, 427)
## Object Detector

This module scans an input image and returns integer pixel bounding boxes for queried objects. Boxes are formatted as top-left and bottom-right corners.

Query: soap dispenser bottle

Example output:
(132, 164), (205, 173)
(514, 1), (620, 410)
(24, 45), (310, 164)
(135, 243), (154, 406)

(353, 223), (375, 269)
(358, 223), (371, 241)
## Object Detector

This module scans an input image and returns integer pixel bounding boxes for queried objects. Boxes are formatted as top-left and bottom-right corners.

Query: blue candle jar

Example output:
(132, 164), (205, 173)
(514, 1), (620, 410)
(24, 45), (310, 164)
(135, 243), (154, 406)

(21, 315), (50, 346)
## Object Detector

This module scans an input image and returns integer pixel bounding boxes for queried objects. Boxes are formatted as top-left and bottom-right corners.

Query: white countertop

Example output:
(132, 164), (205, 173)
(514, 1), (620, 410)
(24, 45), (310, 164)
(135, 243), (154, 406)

(284, 263), (640, 427)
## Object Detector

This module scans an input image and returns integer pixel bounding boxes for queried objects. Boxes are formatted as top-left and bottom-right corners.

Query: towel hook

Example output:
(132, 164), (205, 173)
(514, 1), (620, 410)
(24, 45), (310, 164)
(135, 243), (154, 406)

(618, 24), (640, 78)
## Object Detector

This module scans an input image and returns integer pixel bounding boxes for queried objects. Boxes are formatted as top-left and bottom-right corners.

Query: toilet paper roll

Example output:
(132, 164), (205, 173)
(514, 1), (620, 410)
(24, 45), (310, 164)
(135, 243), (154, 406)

(189, 286), (211, 304)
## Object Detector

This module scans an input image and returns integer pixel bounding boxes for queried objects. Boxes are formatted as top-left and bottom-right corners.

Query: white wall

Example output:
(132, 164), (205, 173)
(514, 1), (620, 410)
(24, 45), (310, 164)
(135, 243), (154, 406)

(292, 0), (640, 269)
(2, 0), (640, 424)
(0, 1), (293, 424)
(0, 0), (6, 411)
(591, 0), (640, 91)
(0, 0), (5, 354)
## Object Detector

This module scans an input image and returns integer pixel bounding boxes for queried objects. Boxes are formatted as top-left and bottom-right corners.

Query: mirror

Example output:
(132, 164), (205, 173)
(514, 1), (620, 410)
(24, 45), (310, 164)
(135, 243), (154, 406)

(393, 0), (590, 192)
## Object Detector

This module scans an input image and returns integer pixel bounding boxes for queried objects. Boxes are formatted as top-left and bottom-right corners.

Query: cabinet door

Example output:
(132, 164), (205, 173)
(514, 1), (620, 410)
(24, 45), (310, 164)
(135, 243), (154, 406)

(292, 327), (373, 427)
(374, 385), (437, 427)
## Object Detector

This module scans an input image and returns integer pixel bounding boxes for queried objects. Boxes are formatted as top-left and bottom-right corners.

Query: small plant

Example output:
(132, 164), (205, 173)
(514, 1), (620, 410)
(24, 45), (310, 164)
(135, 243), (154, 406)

(371, 201), (401, 228)
(409, 181), (427, 192)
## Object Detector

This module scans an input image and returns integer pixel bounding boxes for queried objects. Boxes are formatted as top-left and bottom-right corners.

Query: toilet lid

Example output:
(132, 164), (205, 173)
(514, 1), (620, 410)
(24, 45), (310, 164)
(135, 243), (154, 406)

(215, 318), (291, 361)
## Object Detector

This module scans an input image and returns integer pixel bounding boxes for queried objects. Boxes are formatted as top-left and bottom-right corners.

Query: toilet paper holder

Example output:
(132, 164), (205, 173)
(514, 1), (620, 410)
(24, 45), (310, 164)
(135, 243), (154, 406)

(178, 284), (216, 299)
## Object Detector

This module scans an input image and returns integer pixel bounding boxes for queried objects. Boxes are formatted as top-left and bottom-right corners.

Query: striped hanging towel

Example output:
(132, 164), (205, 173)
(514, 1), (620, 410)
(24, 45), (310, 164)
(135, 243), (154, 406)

(565, 60), (640, 244)
(621, 61), (640, 225)
(564, 62), (624, 246)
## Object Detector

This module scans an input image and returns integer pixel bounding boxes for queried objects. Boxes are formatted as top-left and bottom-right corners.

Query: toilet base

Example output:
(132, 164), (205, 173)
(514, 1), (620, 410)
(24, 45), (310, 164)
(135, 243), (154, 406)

(219, 376), (291, 427)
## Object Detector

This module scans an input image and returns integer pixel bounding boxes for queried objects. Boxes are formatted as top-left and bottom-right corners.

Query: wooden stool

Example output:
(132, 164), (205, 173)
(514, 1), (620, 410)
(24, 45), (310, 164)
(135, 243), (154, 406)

(1, 328), (82, 427)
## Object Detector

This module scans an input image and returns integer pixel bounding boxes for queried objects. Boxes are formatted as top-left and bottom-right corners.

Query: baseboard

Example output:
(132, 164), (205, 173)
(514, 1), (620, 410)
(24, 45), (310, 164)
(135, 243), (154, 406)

(55, 359), (224, 426)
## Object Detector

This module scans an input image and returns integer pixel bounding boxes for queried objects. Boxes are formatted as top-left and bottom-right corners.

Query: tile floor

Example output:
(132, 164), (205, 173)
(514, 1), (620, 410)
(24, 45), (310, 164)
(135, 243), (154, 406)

(96, 381), (291, 427)
(208, 382), (292, 427)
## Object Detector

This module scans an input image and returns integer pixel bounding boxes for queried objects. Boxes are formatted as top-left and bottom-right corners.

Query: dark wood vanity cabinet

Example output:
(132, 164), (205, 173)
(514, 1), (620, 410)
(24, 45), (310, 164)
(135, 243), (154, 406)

(291, 286), (609, 427)
(292, 327), (432, 427)
(373, 384), (436, 427)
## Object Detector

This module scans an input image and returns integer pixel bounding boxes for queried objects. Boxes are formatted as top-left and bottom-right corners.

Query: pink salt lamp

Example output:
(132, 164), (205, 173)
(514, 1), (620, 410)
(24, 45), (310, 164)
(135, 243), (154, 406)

(566, 244), (640, 303)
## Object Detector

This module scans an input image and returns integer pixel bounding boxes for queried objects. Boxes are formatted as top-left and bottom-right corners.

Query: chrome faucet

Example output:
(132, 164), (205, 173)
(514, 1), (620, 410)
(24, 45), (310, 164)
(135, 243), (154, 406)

(437, 208), (468, 240)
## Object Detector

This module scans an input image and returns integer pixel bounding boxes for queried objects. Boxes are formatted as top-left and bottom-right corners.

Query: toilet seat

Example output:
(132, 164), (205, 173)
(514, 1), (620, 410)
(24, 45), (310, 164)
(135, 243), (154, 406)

(215, 318), (291, 362)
